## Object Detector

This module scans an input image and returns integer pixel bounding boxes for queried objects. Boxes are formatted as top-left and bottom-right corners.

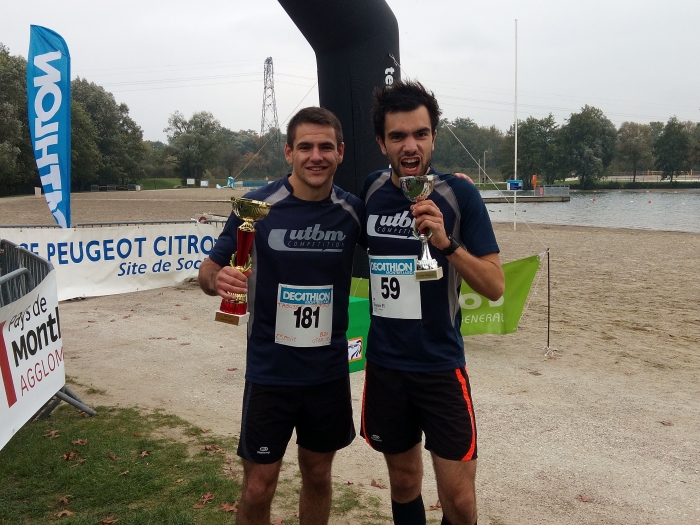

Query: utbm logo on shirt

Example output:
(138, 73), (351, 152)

(268, 224), (347, 252)
(367, 212), (419, 240)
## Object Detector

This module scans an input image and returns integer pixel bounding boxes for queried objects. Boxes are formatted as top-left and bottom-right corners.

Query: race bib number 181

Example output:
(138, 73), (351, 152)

(369, 255), (421, 319)
(275, 284), (333, 347)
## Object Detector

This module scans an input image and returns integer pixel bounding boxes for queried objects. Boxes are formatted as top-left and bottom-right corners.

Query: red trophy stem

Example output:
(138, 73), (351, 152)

(236, 229), (255, 267)
(219, 227), (256, 316)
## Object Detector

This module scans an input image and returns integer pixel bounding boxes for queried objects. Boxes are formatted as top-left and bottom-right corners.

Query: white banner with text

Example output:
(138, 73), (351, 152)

(0, 270), (64, 451)
(0, 223), (222, 301)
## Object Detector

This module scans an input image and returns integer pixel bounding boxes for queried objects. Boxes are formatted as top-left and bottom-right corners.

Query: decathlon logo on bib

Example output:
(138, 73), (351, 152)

(279, 287), (332, 305)
(370, 258), (415, 276)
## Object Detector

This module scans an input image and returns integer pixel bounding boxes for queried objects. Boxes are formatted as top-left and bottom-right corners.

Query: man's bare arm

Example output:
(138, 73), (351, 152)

(443, 250), (504, 301)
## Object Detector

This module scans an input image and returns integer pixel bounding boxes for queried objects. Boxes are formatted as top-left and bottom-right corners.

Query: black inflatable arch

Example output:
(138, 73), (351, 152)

(277, 0), (401, 197)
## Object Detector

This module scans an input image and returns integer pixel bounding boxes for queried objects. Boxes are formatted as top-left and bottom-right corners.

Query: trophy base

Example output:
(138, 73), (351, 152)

(415, 267), (443, 281)
(215, 310), (250, 325)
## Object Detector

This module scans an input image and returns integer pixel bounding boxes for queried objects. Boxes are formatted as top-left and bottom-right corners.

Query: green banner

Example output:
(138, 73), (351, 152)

(460, 255), (541, 336)
(350, 254), (540, 337)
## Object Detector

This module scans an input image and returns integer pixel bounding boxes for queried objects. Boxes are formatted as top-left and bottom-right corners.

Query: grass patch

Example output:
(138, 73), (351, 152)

(0, 405), (384, 524)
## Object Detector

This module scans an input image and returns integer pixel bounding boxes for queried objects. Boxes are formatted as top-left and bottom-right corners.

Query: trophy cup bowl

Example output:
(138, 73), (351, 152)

(399, 175), (443, 281)
(215, 197), (273, 325)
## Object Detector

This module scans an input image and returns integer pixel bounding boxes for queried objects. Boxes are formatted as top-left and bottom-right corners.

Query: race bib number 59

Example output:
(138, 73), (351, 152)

(369, 255), (421, 319)
(275, 284), (333, 347)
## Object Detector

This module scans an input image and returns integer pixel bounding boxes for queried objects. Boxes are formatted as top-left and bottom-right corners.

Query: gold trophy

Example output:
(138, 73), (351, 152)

(215, 197), (273, 325)
(399, 175), (443, 281)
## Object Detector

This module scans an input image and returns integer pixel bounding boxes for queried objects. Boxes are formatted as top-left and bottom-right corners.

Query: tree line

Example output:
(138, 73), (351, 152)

(3, 41), (700, 196)
(436, 107), (700, 189)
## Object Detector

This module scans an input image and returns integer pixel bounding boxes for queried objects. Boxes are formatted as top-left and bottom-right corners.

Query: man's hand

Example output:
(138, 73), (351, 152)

(454, 173), (474, 183)
(199, 258), (252, 299)
(215, 265), (252, 299)
(411, 199), (451, 250)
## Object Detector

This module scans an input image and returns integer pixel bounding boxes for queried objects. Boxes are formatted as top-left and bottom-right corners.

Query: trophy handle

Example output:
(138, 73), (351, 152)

(230, 253), (252, 273)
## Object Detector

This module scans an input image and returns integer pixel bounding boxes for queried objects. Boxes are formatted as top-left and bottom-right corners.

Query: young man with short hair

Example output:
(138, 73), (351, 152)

(199, 107), (363, 525)
(360, 80), (504, 525)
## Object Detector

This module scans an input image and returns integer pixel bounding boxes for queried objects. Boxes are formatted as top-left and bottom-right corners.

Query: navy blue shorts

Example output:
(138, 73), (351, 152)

(360, 361), (477, 461)
(237, 376), (355, 464)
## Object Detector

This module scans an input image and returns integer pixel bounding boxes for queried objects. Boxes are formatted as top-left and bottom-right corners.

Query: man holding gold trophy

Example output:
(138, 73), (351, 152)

(360, 81), (505, 525)
(198, 107), (363, 525)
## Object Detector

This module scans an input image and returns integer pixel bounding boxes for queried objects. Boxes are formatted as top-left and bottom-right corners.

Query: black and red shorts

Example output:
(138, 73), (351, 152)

(237, 376), (355, 464)
(360, 361), (477, 461)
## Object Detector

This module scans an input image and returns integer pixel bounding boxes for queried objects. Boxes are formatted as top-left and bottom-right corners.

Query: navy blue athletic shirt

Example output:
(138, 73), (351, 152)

(209, 176), (363, 386)
(361, 168), (500, 372)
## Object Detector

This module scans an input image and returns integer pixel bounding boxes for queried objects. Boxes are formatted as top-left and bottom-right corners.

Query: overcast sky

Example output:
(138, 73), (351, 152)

(3, 0), (699, 143)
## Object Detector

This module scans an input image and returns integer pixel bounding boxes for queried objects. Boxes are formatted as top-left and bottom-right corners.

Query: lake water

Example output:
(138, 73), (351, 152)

(484, 189), (700, 233)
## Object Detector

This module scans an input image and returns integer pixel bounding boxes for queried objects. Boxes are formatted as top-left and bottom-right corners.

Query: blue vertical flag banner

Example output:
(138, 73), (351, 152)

(27, 25), (71, 228)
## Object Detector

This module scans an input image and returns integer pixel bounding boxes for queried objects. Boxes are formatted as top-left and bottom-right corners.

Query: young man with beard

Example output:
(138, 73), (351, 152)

(360, 80), (504, 525)
(199, 107), (363, 525)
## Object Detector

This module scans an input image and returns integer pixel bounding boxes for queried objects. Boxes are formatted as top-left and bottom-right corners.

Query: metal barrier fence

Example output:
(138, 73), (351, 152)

(0, 238), (95, 417)
(0, 239), (52, 308)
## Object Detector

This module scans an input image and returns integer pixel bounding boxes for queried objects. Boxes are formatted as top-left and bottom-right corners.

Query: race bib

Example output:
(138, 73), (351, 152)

(369, 255), (421, 319)
(275, 284), (333, 347)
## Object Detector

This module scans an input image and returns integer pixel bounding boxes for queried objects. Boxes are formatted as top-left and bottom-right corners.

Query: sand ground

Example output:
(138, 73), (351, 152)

(1, 188), (699, 524)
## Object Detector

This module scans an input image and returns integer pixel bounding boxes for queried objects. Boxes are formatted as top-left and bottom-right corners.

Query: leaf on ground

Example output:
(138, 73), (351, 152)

(428, 500), (442, 510)
(660, 420), (673, 426)
(346, 481), (353, 485)
(72, 439), (88, 445)
(370, 479), (387, 489)
(133, 433), (141, 437)
(44, 430), (60, 439)
(63, 451), (79, 461)
(174, 303), (182, 306)
(100, 517), (119, 524)
(55, 510), (75, 517)
(193, 504), (205, 509)
(180, 342), (191, 346)
(578, 493), (594, 503)
(167, 337), (177, 340)
(220, 501), (238, 513)
(227, 367), (238, 371)
(199, 492), (214, 504)
(175, 478), (184, 483)
(108, 454), (118, 460)
(70, 458), (87, 467)
(271, 520), (285, 525)
(203, 444), (221, 451)
(119, 470), (130, 476)
(57, 496), (71, 505)
(123, 314), (132, 319)
(139, 450), (149, 458)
